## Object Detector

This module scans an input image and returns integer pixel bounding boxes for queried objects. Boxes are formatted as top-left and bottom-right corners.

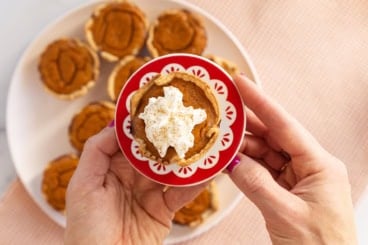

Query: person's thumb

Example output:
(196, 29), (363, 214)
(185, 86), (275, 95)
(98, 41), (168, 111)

(228, 153), (301, 218)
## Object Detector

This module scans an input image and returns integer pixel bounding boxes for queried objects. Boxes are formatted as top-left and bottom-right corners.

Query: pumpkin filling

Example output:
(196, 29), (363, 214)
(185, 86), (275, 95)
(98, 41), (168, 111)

(69, 102), (115, 152)
(148, 9), (207, 57)
(130, 72), (219, 166)
(108, 56), (148, 101)
(174, 182), (218, 226)
(42, 154), (78, 211)
(39, 39), (97, 95)
(87, 2), (147, 60)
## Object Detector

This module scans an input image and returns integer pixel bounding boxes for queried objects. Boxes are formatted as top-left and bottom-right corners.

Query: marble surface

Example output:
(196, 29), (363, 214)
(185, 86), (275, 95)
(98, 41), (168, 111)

(0, 1), (367, 244)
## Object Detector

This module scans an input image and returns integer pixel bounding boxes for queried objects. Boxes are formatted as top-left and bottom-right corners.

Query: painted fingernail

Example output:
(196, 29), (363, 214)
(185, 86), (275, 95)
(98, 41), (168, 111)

(108, 120), (115, 128)
(226, 155), (241, 173)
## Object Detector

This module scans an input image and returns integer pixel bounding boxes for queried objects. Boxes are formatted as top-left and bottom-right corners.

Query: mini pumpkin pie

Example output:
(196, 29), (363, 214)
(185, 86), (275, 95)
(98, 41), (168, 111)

(147, 9), (207, 57)
(108, 55), (149, 101)
(38, 38), (99, 100)
(130, 72), (220, 166)
(41, 154), (79, 211)
(205, 54), (239, 76)
(85, 1), (148, 62)
(174, 181), (218, 226)
(69, 101), (115, 152)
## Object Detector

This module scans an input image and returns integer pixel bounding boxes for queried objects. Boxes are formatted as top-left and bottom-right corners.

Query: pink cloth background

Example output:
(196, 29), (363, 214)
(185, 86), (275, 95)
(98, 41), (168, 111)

(1, 0), (368, 244)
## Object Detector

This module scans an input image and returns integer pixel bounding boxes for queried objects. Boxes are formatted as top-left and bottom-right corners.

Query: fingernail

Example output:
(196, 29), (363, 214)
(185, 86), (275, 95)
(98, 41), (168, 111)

(226, 155), (241, 173)
(108, 120), (115, 128)
(240, 71), (246, 76)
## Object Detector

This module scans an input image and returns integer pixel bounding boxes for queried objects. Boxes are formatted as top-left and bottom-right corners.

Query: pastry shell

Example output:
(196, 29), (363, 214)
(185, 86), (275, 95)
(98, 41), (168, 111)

(38, 38), (99, 100)
(130, 71), (220, 166)
(173, 181), (219, 226)
(147, 9), (207, 58)
(107, 55), (149, 101)
(41, 154), (79, 211)
(85, 1), (148, 62)
(69, 101), (115, 152)
(205, 54), (239, 76)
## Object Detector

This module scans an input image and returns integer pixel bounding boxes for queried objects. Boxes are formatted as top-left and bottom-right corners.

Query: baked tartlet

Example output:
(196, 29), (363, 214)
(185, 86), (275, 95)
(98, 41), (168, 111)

(85, 1), (148, 62)
(108, 55), (149, 101)
(38, 38), (99, 100)
(130, 72), (220, 166)
(147, 9), (207, 57)
(69, 101), (115, 152)
(205, 54), (239, 76)
(174, 181), (218, 226)
(41, 154), (79, 211)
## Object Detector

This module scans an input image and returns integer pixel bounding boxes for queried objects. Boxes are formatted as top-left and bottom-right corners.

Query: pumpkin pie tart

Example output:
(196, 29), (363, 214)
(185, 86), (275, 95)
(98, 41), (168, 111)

(147, 9), (207, 57)
(205, 54), (239, 76)
(41, 154), (79, 211)
(69, 101), (115, 152)
(174, 181), (218, 226)
(130, 72), (220, 166)
(108, 55), (149, 101)
(38, 38), (99, 100)
(85, 1), (148, 62)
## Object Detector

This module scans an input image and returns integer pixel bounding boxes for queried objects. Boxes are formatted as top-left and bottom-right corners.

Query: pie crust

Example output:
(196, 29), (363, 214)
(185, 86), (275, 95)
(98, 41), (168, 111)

(205, 54), (239, 76)
(69, 101), (115, 152)
(85, 1), (148, 62)
(38, 38), (99, 100)
(41, 154), (78, 211)
(147, 9), (207, 58)
(173, 181), (218, 226)
(107, 55), (149, 101)
(130, 71), (220, 166)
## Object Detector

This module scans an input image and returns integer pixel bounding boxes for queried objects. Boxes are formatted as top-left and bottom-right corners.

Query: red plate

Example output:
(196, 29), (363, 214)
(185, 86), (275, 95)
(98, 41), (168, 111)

(115, 54), (245, 186)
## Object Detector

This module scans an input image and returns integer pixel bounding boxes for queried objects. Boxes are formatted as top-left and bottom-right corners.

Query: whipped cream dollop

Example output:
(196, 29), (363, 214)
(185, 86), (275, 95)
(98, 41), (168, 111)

(139, 86), (207, 159)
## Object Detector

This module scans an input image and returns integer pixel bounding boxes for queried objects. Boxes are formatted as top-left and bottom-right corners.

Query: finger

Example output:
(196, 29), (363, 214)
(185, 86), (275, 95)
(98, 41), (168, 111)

(163, 182), (209, 212)
(242, 135), (288, 171)
(257, 159), (280, 180)
(245, 107), (267, 136)
(234, 74), (321, 156)
(73, 127), (119, 188)
(229, 153), (302, 217)
(245, 107), (283, 151)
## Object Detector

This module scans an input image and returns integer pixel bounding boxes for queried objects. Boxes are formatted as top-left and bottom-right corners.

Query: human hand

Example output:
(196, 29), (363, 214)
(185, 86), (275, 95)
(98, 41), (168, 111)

(228, 74), (357, 244)
(64, 126), (206, 245)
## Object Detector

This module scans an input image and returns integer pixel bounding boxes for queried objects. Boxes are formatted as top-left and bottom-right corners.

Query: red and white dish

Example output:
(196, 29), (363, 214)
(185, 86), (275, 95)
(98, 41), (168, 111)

(116, 54), (245, 186)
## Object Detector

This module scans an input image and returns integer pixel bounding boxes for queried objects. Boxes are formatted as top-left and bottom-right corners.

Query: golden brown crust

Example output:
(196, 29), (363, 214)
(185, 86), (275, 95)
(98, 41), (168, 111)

(130, 72), (220, 166)
(173, 181), (218, 226)
(147, 9), (207, 57)
(69, 101), (115, 152)
(38, 38), (99, 100)
(107, 55), (149, 101)
(85, 1), (148, 62)
(205, 54), (239, 76)
(41, 154), (79, 211)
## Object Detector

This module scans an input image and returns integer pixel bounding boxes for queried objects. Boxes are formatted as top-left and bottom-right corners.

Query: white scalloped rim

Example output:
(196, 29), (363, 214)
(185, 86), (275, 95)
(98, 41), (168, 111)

(123, 64), (237, 178)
